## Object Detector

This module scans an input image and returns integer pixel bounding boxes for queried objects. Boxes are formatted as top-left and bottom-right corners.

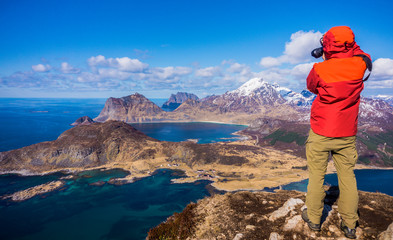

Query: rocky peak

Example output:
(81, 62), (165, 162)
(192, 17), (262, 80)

(94, 93), (164, 122)
(70, 116), (95, 126)
(0, 121), (157, 173)
(162, 92), (199, 110)
(229, 78), (273, 97)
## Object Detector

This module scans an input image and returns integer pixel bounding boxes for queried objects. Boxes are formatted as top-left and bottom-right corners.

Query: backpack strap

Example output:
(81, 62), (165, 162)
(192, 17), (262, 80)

(354, 54), (372, 81)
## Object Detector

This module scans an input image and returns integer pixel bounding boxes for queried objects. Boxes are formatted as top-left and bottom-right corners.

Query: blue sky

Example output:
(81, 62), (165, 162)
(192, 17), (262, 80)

(1, 0), (392, 98)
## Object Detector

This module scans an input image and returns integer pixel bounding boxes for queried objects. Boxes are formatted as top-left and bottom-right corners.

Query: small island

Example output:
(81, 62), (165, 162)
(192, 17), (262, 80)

(2, 181), (65, 202)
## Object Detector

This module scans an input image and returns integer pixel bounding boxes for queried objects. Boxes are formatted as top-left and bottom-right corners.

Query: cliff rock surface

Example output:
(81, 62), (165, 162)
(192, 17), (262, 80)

(148, 187), (393, 240)
(162, 92), (199, 110)
(94, 93), (165, 122)
(70, 116), (95, 126)
(0, 120), (157, 173)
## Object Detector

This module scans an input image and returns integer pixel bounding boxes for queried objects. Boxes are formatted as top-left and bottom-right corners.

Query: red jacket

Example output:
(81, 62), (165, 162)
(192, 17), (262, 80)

(307, 26), (371, 137)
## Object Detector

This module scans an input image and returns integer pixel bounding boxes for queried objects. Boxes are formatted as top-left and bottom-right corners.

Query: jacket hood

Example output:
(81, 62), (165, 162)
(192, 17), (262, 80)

(323, 26), (357, 59)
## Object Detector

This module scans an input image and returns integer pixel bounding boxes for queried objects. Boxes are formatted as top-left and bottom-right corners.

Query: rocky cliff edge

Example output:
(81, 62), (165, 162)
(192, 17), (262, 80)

(148, 187), (393, 240)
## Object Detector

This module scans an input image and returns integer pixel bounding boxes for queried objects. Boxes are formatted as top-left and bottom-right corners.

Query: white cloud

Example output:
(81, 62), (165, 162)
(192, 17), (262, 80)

(97, 68), (132, 80)
(32, 64), (51, 72)
(366, 58), (393, 89)
(290, 62), (314, 77)
(372, 58), (393, 78)
(151, 66), (192, 80)
(283, 31), (322, 64)
(87, 55), (148, 72)
(60, 62), (80, 74)
(224, 62), (254, 83)
(77, 72), (99, 83)
(366, 79), (393, 89)
(227, 62), (250, 74)
(195, 66), (221, 77)
(260, 57), (281, 68)
(260, 30), (322, 68)
(116, 57), (148, 72)
(87, 55), (107, 67)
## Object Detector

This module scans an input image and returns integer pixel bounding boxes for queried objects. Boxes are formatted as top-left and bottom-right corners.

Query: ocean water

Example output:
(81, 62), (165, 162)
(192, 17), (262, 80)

(0, 98), (246, 152)
(283, 169), (393, 196)
(0, 98), (107, 152)
(131, 122), (246, 144)
(0, 169), (212, 240)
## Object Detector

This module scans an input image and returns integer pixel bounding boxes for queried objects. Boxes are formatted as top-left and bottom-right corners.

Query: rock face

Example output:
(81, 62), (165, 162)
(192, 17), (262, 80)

(359, 97), (393, 127)
(162, 92), (199, 110)
(70, 116), (94, 126)
(0, 121), (157, 173)
(94, 93), (165, 122)
(147, 187), (393, 240)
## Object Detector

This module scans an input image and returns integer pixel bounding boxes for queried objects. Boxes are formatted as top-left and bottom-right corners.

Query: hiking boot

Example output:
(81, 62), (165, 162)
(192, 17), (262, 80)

(301, 208), (321, 231)
(340, 221), (357, 239)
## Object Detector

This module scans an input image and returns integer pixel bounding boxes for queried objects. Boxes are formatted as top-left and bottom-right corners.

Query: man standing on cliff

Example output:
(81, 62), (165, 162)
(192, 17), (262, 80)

(301, 26), (372, 239)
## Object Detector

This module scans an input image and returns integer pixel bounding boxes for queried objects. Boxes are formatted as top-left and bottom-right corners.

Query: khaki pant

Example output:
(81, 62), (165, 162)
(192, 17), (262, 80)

(305, 129), (359, 229)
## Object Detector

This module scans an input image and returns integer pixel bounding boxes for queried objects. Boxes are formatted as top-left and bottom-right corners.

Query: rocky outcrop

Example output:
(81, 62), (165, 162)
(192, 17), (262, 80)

(162, 92), (199, 110)
(0, 120), (158, 173)
(148, 187), (393, 239)
(70, 116), (95, 126)
(94, 93), (165, 122)
(2, 181), (65, 201)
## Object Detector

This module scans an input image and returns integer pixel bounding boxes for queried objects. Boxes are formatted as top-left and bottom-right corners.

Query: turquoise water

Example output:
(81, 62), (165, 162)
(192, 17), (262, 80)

(283, 169), (393, 196)
(131, 122), (246, 143)
(0, 169), (213, 240)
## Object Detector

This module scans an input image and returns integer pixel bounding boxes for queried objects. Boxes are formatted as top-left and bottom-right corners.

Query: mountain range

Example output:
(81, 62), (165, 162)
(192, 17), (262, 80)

(92, 77), (393, 167)
(94, 77), (392, 126)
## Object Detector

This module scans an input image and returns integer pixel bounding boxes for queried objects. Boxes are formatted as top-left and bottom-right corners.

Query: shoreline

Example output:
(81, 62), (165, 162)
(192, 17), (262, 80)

(2, 163), (392, 195)
(2, 164), (393, 203)
(94, 119), (250, 127)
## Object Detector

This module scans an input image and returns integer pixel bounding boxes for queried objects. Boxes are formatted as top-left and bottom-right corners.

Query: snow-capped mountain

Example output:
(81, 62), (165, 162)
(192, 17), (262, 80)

(199, 78), (287, 114)
(372, 95), (393, 107)
(359, 97), (393, 126)
(271, 83), (316, 107)
(229, 78), (281, 98)
(205, 77), (314, 110)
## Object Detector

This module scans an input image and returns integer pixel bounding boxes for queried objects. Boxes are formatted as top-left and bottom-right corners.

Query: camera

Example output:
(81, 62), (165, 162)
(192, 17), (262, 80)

(311, 37), (324, 58)
(311, 47), (323, 58)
